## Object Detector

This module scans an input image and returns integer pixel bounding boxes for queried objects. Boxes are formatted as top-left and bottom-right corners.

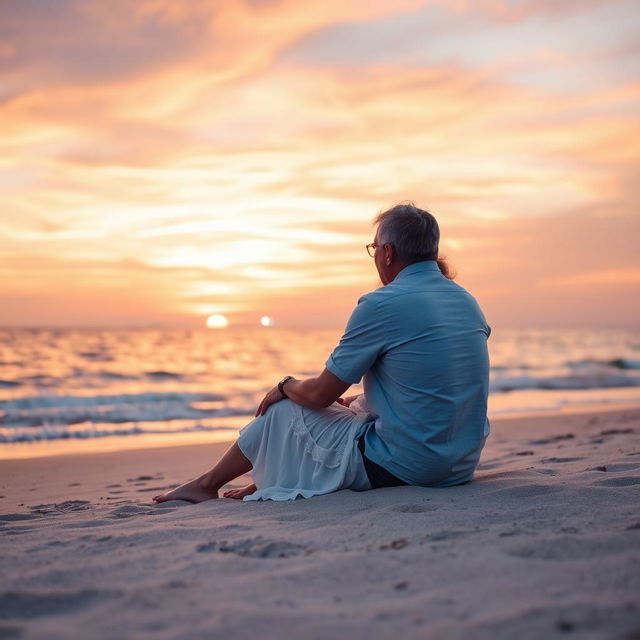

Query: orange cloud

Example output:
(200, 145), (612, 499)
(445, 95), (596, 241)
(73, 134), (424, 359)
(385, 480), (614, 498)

(0, 0), (638, 328)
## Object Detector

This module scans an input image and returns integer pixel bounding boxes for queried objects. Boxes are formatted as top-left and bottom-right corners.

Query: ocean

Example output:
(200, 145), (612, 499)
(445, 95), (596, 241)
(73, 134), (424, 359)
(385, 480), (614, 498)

(1, 327), (639, 455)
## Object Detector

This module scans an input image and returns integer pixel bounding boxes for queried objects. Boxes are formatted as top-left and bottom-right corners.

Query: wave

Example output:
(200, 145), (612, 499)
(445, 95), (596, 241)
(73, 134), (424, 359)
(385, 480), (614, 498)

(144, 370), (185, 380)
(0, 391), (228, 411)
(0, 391), (255, 428)
(490, 374), (640, 393)
(2, 369), (190, 386)
(565, 358), (640, 371)
(607, 358), (640, 370)
(0, 407), (253, 430)
(96, 371), (138, 380)
(0, 405), (254, 428)
(77, 351), (114, 362)
(0, 423), (235, 443)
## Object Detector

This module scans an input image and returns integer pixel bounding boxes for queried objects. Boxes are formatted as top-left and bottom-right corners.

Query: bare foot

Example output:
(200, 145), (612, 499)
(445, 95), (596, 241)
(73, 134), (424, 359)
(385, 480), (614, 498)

(153, 477), (218, 503)
(223, 483), (257, 500)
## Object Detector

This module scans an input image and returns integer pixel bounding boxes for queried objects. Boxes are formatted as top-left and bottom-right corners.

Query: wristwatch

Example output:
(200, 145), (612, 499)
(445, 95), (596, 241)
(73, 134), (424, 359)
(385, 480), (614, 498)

(278, 375), (294, 397)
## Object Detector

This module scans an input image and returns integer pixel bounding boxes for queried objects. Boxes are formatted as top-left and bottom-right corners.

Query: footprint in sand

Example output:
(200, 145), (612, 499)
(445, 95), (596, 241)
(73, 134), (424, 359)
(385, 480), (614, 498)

(506, 536), (637, 561)
(0, 588), (119, 619)
(0, 513), (39, 522)
(529, 434), (575, 445)
(3, 526), (35, 535)
(28, 501), (91, 515)
(595, 477), (640, 487)
(27, 540), (71, 551)
(107, 504), (155, 518)
(540, 457), (585, 463)
(64, 520), (113, 528)
(108, 503), (177, 518)
(390, 504), (436, 514)
(476, 461), (503, 470)
(196, 536), (307, 558)
(590, 463), (640, 473)
(599, 428), (634, 436)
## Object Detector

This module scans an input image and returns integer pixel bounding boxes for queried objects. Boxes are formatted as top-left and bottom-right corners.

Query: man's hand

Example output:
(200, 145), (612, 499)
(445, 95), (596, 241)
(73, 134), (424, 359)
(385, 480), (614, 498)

(255, 369), (351, 415)
(255, 386), (285, 417)
(337, 394), (360, 408)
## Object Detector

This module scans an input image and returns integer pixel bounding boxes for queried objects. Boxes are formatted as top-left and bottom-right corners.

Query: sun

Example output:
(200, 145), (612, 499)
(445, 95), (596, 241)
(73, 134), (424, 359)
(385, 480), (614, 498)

(206, 314), (229, 329)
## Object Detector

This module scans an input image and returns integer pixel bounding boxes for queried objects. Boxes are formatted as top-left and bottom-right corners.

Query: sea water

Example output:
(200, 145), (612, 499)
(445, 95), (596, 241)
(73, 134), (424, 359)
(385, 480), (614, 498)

(0, 327), (638, 453)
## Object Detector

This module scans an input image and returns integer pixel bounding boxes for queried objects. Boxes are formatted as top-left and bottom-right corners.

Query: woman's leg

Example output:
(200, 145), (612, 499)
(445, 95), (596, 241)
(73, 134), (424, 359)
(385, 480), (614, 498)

(153, 442), (252, 504)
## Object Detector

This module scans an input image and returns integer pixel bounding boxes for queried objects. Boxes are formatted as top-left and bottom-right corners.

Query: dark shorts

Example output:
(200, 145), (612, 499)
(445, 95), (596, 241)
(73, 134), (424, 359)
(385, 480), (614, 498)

(357, 435), (408, 489)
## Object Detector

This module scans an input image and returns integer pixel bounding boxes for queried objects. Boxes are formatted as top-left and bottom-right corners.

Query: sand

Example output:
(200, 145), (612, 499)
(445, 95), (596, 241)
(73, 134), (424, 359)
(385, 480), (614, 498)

(1, 407), (639, 639)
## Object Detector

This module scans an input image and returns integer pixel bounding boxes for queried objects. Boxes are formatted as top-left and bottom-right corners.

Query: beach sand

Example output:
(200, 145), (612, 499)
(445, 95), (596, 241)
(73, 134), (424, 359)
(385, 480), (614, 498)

(1, 407), (639, 639)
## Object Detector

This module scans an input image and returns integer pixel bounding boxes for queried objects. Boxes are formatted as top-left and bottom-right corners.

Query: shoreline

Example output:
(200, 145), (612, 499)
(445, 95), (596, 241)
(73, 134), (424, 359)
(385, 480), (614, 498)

(2, 399), (640, 462)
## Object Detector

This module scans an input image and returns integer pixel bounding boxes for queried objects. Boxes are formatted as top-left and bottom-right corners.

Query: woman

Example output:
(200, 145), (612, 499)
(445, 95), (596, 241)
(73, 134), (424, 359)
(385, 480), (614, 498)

(153, 203), (490, 503)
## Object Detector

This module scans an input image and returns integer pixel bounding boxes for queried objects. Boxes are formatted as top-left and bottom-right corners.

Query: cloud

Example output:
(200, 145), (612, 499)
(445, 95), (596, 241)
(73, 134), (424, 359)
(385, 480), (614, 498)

(0, 0), (639, 327)
(278, 0), (639, 92)
(0, 0), (218, 89)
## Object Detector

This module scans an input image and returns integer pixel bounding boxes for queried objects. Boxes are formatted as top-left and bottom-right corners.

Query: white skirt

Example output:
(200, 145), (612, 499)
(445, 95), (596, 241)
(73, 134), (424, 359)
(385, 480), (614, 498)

(236, 399), (373, 501)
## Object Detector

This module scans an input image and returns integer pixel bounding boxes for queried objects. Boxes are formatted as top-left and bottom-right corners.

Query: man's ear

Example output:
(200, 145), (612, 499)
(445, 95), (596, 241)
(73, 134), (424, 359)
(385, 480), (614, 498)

(384, 243), (393, 266)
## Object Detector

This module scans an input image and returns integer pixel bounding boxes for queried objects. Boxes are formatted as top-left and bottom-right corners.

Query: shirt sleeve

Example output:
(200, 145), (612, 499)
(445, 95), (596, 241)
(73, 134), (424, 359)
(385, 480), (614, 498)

(325, 294), (387, 384)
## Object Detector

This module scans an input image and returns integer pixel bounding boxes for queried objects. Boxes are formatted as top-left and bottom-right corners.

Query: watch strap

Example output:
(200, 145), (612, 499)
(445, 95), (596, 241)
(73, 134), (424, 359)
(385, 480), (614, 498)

(278, 375), (294, 397)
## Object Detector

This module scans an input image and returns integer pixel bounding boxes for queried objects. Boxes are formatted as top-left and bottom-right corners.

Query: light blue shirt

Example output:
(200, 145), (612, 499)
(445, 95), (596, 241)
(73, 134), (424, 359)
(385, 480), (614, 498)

(326, 261), (491, 487)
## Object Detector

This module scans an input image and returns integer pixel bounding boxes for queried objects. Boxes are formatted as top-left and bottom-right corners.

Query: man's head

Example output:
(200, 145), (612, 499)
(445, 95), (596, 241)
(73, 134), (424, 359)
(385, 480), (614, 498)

(371, 202), (440, 285)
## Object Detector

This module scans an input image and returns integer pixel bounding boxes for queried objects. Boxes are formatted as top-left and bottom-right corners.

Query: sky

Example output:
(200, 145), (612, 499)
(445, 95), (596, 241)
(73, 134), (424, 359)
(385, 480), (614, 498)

(1, 0), (639, 329)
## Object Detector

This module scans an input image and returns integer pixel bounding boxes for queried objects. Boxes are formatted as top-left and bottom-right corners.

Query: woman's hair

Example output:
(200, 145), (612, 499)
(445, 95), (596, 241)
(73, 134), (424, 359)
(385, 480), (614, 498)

(374, 202), (456, 280)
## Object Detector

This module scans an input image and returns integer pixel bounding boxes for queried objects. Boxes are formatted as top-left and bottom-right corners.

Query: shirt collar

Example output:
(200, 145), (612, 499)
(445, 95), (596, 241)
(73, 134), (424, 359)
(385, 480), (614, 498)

(393, 260), (440, 282)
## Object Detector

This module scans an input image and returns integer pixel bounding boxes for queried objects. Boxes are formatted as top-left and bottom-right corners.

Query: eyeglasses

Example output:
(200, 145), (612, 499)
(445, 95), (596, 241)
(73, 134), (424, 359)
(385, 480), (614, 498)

(366, 243), (378, 257)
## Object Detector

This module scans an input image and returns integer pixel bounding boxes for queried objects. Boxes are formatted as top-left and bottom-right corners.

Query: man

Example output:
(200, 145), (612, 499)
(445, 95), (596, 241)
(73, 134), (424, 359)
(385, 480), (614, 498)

(154, 203), (490, 503)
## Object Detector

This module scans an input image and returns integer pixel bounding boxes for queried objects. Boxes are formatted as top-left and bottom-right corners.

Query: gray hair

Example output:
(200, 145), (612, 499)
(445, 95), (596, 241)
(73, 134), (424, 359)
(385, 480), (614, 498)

(374, 202), (440, 263)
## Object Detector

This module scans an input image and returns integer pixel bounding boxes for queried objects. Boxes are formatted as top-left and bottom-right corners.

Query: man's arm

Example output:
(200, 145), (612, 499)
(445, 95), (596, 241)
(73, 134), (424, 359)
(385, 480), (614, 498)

(255, 368), (350, 416)
(283, 368), (350, 409)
